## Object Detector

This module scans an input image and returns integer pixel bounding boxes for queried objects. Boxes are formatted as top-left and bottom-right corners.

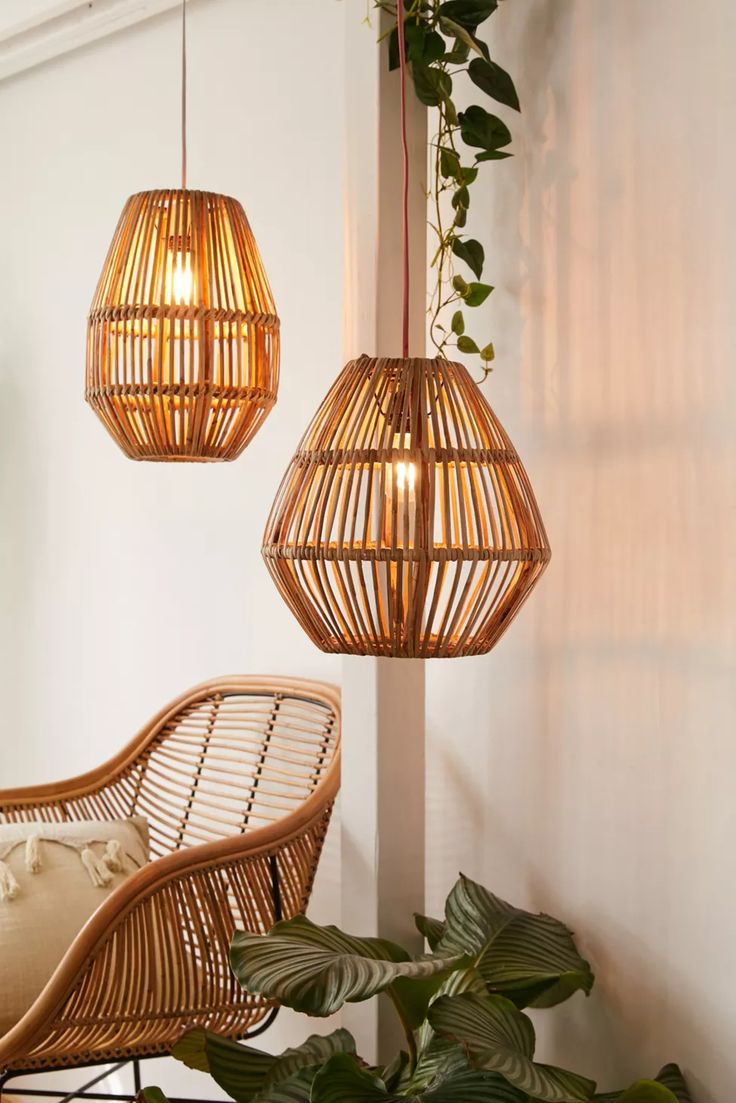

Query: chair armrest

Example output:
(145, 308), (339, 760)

(0, 764), (338, 1070)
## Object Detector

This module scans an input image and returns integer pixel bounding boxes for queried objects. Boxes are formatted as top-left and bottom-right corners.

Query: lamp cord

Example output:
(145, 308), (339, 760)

(397, 3), (410, 359)
(181, 0), (187, 190)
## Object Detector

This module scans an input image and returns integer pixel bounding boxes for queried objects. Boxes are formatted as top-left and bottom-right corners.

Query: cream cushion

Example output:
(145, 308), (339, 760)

(0, 817), (148, 1036)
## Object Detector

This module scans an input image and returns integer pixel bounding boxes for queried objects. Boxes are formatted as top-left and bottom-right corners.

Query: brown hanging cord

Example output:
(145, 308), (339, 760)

(397, 4), (410, 358)
(181, 0), (187, 190)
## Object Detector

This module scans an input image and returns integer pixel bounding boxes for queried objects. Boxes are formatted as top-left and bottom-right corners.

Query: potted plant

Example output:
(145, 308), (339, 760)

(143, 875), (692, 1102)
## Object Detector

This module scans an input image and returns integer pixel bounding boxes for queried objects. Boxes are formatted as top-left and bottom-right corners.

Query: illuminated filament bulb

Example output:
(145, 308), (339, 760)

(393, 433), (416, 493)
(172, 255), (193, 305)
(166, 233), (194, 306)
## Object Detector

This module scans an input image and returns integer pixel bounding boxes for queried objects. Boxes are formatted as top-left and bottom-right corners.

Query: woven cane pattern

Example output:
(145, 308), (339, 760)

(0, 677), (339, 1071)
(86, 190), (279, 461)
(263, 356), (551, 657)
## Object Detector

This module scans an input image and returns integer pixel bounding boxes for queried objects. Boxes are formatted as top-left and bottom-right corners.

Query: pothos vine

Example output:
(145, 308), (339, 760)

(370, 0), (519, 380)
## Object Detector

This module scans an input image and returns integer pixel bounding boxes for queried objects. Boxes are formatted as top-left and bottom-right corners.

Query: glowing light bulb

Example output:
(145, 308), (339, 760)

(395, 458), (416, 492)
(172, 256), (193, 305)
(393, 433), (416, 494)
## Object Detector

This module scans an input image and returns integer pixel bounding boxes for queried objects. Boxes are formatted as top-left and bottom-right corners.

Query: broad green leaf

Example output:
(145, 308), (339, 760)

(436, 875), (593, 1007)
(600, 1084), (679, 1103)
(438, 17), (485, 56)
(250, 1071), (313, 1103)
(173, 1029), (274, 1098)
(430, 992), (596, 1103)
(452, 237), (485, 278)
(444, 42), (471, 65)
(654, 1066), (692, 1103)
(439, 147), (461, 179)
(476, 149), (514, 162)
(452, 275), (468, 294)
(468, 58), (521, 111)
(389, 24), (446, 71)
(230, 915), (463, 1017)
(311, 1052), (527, 1103)
(458, 165), (479, 186)
(458, 106), (512, 153)
(457, 336), (480, 354)
(449, 313), (465, 338)
(311, 1056), (391, 1103)
(595, 1067), (691, 1103)
(391, 966), (461, 1032)
(437, 1), (499, 31)
(141, 1090), (169, 1103)
(452, 185), (470, 210)
(172, 1027), (355, 1103)
(464, 283), (493, 307)
(411, 64), (452, 107)
(480, 343), (495, 362)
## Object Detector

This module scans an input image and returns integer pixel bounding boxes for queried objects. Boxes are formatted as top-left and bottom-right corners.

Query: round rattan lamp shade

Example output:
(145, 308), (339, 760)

(86, 189), (279, 461)
(262, 355), (551, 658)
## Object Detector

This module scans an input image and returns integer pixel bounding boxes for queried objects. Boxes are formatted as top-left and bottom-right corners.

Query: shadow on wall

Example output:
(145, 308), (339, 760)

(428, 2), (735, 1101)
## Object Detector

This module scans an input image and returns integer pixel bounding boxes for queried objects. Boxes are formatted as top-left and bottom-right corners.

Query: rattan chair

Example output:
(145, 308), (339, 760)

(0, 676), (340, 1101)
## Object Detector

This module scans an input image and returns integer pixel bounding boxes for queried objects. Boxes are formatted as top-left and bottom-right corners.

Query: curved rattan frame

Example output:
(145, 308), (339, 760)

(263, 355), (551, 657)
(0, 676), (340, 1074)
(86, 190), (280, 462)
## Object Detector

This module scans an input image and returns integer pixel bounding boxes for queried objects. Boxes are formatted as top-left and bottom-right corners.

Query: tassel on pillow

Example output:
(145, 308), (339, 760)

(102, 839), (124, 875)
(25, 834), (42, 874)
(0, 860), (20, 902)
(80, 847), (113, 888)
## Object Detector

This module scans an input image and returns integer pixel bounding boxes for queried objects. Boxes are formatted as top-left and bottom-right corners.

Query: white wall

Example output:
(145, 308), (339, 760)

(2, 1), (735, 1101)
(426, 3), (736, 1101)
(0, 0), (344, 1087)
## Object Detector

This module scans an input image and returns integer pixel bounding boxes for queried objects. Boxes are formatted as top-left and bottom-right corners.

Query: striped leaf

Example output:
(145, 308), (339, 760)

(654, 1066), (692, 1103)
(429, 992), (596, 1103)
(437, 875), (594, 1008)
(595, 1066), (691, 1103)
(230, 914), (464, 1017)
(311, 1053), (529, 1103)
(415, 913), (447, 951)
(595, 1084), (679, 1103)
(141, 1089), (169, 1103)
(172, 1026), (355, 1103)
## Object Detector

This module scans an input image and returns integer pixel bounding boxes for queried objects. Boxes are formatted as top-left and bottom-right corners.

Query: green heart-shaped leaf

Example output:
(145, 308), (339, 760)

(468, 58), (520, 111)
(452, 238), (485, 278)
(458, 106), (511, 153)
(437, 1), (499, 31)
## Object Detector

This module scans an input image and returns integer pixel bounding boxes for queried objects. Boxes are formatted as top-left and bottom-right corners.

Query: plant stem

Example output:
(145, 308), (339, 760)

(387, 991), (418, 1073)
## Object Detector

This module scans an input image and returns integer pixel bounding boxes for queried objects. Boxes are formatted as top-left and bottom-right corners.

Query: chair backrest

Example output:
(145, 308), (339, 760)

(0, 678), (340, 858)
(116, 678), (340, 857)
(121, 678), (340, 857)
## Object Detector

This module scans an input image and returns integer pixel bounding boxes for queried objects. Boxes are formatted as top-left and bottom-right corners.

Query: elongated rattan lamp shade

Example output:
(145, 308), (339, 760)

(262, 355), (551, 658)
(86, 189), (279, 461)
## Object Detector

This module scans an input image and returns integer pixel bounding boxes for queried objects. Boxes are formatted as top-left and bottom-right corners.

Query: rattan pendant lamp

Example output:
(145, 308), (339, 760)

(86, 1), (279, 462)
(262, 20), (550, 657)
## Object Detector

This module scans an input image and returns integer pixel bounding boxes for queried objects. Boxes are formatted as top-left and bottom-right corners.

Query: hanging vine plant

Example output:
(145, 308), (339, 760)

(374, 0), (519, 379)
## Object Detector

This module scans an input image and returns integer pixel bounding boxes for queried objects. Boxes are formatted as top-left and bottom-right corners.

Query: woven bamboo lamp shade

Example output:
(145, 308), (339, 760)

(86, 188), (279, 461)
(262, 355), (551, 658)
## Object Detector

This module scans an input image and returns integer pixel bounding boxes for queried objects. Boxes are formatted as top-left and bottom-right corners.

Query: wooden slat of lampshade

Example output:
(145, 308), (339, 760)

(86, 189), (279, 462)
(262, 355), (551, 658)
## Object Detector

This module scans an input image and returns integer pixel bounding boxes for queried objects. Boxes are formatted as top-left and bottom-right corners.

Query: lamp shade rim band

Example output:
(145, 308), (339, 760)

(89, 307), (280, 327)
(262, 546), (551, 564)
(86, 384), (278, 403)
